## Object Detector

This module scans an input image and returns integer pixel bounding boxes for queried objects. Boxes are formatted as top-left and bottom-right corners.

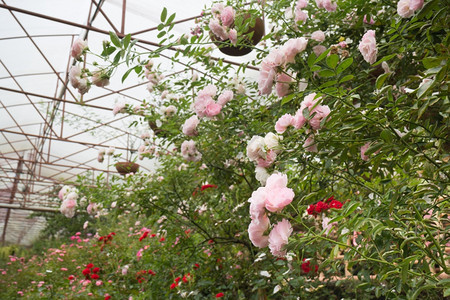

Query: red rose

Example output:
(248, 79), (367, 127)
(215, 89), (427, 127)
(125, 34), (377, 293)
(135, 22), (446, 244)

(148, 270), (156, 275)
(86, 263), (94, 269)
(216, 292), (224, 298)
(170, 282), (178, 289)
(92, 267), (100, 273)
(68, 275), (74, 280)
(104, 295), (111, 300)
(329, 199), (343, 209)
(200, 184), (217, 191)
(91, 274), (100, 280)
(175, 277), (181, 283)
(82, 268), (91, 276)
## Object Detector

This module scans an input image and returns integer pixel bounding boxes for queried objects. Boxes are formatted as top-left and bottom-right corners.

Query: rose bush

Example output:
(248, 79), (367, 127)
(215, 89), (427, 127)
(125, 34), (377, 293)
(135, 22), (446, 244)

(2, 0), (449, 299)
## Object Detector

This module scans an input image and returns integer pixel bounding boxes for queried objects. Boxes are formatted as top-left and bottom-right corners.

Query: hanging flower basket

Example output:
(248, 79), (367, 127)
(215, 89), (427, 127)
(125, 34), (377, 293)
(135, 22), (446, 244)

(115, 162), (139, 175)
(209, 11), (264, 56)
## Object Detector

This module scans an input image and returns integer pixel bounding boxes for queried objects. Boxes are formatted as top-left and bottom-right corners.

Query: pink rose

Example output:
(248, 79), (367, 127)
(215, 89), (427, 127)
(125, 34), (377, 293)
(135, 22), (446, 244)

(256, 149), (277, 168)
(71, 39), (88, 59)
(316, 0), (337, 12)
(295, 9), (308, 23)
(296, 0), (308, 9)
(358, 30), (377, 64)
(182, 115), (200, 136)
(181, 140), (202, 162)
(275, 73), (293, 98)
(397, 0), (423, 18)
(303, 135), (318, 152)
(258, 61), (277, 95)
(311, 30), (325, 42)
(58, 186), (71, 200)
(293, 109), (307, 129)
(264, 173), (295, 212)
(410, 0), (424, 10)
(363, 15), (375, 25)
(92, 69), (110, 87)
(69, 65), (82, 89)
(249, 188), (267, 221)
(211, 3), (225, 14)
(268, 219), (293, 257)
(281, 37), (308, 64)
(313, 45), (327, 56)
(112, 102), (126, 116)
(220, 6), (235, 27)
(275, 114), (295, 134)
(228, 29), (237, 45)
(248, 215), (270, 248)
(205, 102), (222, 117)
(217, 90), (234, 106)
(199, 84), (217, 97)
(309, 105), (330, 130)
(209, 18), (228, 40)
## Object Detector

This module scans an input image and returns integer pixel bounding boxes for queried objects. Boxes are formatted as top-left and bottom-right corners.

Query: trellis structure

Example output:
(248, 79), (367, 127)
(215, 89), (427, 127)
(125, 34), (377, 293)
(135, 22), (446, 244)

(0, 0), (258, 245)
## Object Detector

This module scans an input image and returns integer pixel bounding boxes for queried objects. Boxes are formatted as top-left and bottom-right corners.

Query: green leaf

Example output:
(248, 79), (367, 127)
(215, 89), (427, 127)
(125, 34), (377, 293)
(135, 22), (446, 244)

(365, 143), (383, 155)
(376, 73), (389, 90)
(422, 57), (442, 69)
(380, 129), (393, 143)
(281, 94), (295, 106)
(444, 288), (450, 298)
(307, 53), (317, 67)
(113, 51), (121, 64)
(417, 79), (434, 98)
(310, 65), (321, 72)
(339, 75), (354, 83)
(336, 58), (353, 74)
(166, 12), (176, 25)
(121, 68), (134, 83)
(160, 7), (167, 22)
(372, 54), (397, 67)
(157, 31), (166, 39)
(344, 202), (359, 217)
(109, 31), (121, 48)
(101, 46), (116, 56)
(157, 23), (165, 31)
(314, 48), (331, 63)
(326, 54), (339, 69)
(318, 69), (335, 78)
(122, 34), (131, 49)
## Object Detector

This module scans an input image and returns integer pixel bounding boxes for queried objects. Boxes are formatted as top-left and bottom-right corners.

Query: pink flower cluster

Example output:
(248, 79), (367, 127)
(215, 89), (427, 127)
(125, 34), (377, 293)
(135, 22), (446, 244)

(192, 85), (233, 119)
(246, 132), (281, 168)
(275, 93), (330, 151)
(58, 186), (78, 218)
(209, 4), (237, 44)
(259, 38), (308, 95)
(315, 0), (337, 12)
(248, 173), (294, 257)
(358, 30), (378, 64)
(71, 39), (88, 59)
(181, 140), (202, 162)
(145, 60), (164, 92)
(182, 115), (200, 136)
(295, 0), (308, 23)
(397, 0), (424, 18)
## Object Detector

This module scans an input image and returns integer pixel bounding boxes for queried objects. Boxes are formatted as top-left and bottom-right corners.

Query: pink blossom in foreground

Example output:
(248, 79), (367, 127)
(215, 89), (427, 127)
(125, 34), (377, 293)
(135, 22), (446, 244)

(281, 37), (308, 64)
(296, 0), (308, 9)
(275, 114), (295, 134)
(264, 173), (295, 213)
(248, 214), (270, 248)
(275, 73), (294, 98)
(60, 199), (77, 218)
(397, 0), (424, 18)
(309, 105), (331, 130)
(182, 115), (200, 136)
(69, 65), (82, 89)
(217, 90), (234, 106)
(268, 219), (293, 257)
(220, 6), (235, 27)
(71, 39), (88, 59)
(358, 30), (377, 64)
(256, 149), (277, 168)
